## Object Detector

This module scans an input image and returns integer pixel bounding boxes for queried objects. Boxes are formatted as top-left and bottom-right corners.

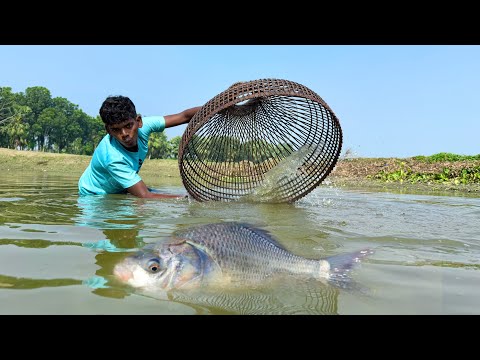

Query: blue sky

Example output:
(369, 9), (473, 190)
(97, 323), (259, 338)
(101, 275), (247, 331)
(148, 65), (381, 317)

(0, 45), (478, 158)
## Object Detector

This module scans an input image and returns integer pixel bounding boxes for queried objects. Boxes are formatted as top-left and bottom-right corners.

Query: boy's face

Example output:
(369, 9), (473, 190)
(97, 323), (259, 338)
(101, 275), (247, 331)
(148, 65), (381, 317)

(106, 115), (143, 149)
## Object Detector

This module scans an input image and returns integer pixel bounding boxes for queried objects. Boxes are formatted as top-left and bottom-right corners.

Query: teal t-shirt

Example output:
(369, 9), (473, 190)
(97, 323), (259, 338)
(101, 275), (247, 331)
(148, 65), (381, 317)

(78, 116), (165, 195)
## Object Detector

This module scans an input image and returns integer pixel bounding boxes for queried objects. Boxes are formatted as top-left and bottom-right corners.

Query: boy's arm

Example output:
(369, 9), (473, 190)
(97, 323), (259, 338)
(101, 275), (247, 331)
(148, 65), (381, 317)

(164, 106), (202, 128)
(126, 180), (183, 199)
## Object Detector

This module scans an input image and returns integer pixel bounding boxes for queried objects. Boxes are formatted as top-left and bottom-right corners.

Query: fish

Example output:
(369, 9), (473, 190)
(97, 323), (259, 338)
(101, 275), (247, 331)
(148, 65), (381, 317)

(113, 222), (373, 293)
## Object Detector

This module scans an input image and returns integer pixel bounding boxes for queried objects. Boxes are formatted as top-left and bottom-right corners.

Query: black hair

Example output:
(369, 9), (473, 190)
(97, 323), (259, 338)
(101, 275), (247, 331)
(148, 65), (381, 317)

(99, 96), (137, 126)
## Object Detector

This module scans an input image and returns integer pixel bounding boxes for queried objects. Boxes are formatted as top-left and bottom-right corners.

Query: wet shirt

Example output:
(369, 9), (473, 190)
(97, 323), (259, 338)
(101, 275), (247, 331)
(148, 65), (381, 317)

(78, 116), (165, 195)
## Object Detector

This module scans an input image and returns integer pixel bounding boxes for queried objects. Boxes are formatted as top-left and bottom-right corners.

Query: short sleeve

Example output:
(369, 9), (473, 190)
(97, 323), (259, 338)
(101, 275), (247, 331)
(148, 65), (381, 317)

(142, 116), (165, 134)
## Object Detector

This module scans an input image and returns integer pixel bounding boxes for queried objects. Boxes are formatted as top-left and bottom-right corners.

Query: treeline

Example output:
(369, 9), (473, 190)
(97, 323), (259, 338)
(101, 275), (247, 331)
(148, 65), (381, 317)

(0, 86), (181, 159)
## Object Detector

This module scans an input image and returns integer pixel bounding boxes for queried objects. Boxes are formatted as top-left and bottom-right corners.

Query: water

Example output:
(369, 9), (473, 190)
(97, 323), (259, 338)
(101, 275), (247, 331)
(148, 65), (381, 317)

(1, 170), (479, 314)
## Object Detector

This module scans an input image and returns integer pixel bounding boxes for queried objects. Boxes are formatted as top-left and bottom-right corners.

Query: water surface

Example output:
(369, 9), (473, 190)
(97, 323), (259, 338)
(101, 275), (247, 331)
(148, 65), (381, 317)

(1, 170), (479, 314)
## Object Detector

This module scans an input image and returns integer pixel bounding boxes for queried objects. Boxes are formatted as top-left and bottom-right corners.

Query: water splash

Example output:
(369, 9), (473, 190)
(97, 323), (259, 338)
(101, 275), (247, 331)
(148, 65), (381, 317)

(340, 147), (360, 160)
(241, 145), (313, 202)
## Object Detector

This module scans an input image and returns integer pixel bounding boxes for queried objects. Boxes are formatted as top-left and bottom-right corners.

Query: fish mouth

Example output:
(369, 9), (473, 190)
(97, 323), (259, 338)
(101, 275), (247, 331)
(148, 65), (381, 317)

(113, 263), (134, 283)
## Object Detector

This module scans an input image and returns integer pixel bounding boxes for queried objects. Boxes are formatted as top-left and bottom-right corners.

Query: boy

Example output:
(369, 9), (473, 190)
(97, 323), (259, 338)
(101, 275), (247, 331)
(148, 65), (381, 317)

(78, 95), (201, 198)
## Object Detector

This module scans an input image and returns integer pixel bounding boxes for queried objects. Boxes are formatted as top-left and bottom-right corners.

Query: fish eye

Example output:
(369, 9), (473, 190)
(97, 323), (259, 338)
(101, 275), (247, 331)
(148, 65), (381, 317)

(147, 259), (161, 273)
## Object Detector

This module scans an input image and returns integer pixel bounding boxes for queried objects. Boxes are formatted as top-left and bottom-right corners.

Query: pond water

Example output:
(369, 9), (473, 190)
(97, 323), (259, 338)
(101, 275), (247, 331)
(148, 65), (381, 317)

(1, 171), (479, 314)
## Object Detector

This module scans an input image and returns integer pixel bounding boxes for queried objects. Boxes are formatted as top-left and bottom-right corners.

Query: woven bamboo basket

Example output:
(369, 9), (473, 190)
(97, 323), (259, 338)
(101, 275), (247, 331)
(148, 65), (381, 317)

(178, 78), (342, 202)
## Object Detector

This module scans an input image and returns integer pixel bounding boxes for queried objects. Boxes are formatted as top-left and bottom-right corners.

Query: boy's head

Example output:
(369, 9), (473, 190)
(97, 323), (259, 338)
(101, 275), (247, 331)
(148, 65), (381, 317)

(100, 96), (143, 150)
(99, 96), (137, 126)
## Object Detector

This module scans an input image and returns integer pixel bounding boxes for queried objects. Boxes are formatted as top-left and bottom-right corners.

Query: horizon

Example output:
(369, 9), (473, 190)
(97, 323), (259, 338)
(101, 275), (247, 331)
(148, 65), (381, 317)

(1, 45), (478, 158)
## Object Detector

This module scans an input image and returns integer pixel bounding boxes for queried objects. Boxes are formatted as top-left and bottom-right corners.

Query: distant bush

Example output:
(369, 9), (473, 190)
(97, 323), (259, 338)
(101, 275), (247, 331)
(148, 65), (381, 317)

(370, 162), (480, 185)
(412, 153), (480, 162)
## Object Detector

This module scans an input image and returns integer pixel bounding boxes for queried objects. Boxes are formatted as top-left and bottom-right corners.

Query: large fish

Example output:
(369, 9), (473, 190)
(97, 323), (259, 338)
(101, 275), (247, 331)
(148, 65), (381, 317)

(113, 222), (373, 292)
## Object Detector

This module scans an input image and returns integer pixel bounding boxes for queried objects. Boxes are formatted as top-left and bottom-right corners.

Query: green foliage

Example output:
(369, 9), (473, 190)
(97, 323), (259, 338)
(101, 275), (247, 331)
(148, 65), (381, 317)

(0, 85), (194, 159)
(147, 132), (170, 159)
(21, 87), (53, 119)
(0, 111), (30, 149)
(370, 163), (480, 185)
(168, 136), (182, 159)
(413, 152), (480, 162)
(0, 88), (33, 149)
(0, 86), (104, 154)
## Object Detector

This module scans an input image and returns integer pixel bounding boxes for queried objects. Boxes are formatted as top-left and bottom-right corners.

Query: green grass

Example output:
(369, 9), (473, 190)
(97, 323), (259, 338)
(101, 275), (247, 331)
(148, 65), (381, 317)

(0, 148), (181, 178)
(412, 152), (480, 162)
(370, 162), (480, 185)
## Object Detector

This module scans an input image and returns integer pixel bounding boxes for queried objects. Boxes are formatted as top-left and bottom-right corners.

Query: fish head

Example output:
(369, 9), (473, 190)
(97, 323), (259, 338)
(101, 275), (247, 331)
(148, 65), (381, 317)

(113, 241), (209, 291)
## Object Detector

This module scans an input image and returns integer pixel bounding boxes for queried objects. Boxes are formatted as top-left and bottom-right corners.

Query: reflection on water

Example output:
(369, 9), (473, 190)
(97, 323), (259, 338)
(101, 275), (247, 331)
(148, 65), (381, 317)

(145, 279), (340, 315)
(1, 171), (480, 314)
(0, 274), (81, 289)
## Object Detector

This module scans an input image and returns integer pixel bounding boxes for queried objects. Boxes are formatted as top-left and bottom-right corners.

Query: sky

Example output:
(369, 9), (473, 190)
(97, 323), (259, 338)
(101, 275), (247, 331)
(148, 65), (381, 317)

(0, 45), (478, 158)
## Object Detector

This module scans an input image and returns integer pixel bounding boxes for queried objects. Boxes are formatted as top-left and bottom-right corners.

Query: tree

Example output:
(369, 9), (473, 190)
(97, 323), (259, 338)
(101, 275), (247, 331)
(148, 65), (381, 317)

(168, 136), (182, 159)
(0, 107), (31, 149)
(0, 87), (18, 126)
(34, 108), (56, 150)
(52, 97), (78, 118)
(1, 85), (106, 154)
(0, 87), (31, 149)
(148, 132), (169, 159)
(81, 115), (105, 155)
(22, 87), (53, 119)
(17, 87), (53, 150)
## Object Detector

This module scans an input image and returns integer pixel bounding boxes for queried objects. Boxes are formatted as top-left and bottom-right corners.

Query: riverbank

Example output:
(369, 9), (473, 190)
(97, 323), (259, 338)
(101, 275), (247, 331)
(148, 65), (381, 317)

(0, 147), (180, 178)
(1, 148), (479, 195)
(329, 157), (480, 194)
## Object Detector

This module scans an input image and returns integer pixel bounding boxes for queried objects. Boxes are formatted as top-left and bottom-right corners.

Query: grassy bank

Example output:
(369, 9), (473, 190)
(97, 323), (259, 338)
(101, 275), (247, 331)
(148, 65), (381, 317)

(1, 148), (479, 194)
(0, 148), (181, 179)
(329, 156), (480, 194)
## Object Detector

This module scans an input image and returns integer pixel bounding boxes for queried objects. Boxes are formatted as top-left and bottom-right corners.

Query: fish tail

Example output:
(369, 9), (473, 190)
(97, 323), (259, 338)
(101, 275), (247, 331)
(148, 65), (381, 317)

(322, 249), (374, 289)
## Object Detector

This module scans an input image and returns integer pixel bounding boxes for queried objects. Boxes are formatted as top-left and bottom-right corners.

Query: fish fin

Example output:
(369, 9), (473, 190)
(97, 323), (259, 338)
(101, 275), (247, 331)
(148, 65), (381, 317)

(228, 222), (288, 250)
(324, 249), (374, 289)
(175, 222), (288, 250)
